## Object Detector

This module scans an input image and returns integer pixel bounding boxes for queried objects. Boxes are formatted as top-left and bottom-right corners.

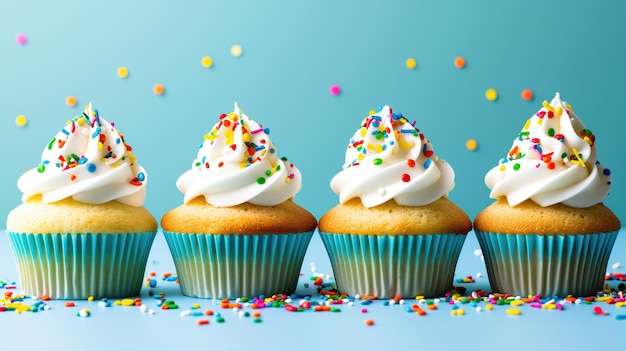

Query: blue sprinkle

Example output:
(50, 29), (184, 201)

(400, 129), (415, 133)
(137, 172), (146, 182)
(371, 115), (382, 121)
(104, 151), (113, 158)
(78, 157), (88, 165)
(404, 306), (413, 313)
(382, 301), (390, 306)
(87, 163), (97, 173)
(42, 160), (50, 165)
(61, 129), (70, 135)
(423, 159), (432, 169)
(603, 168), (611, 176)
(92, 127), (101, 139)
(116, 138), (121, 144)
(263, 128), (270, 134)
(616, 314), (626, 320)
(360, 299), (373, 305)
(269, 148), (275, 154)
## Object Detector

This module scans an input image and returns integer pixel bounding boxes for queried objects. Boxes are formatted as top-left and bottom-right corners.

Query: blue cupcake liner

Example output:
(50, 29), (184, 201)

(474, 230), (619, 297)
(318, 232), (467, 298)
(163, 231), (314, 299)
(6, 231), (156, 299)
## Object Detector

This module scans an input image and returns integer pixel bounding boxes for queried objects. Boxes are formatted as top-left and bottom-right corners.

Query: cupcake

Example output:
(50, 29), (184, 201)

(161, 103), (317, 299)
(474, 92), (620, 297)
(318, 106), (472, 299)
(6, 103), (157, 299)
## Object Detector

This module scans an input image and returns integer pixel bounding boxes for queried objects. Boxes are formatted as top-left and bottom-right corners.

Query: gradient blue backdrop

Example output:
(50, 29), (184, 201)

(1, 0), (624, 228)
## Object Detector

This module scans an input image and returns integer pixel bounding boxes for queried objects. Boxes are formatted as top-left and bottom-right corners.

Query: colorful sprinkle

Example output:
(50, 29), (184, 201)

(201, 56), (213, 68)
(15, 33), (27, 45)
(153, 83), (165, 95)
(329, 84), (341, 96)
(454, 56), (466, 69)
(521, 89), (534, 101)
(117, 66), (129, 78)
(485, 88), (498, 101)
(405, 58), (417, 69)
(65, 95), (77, 107)
(231, 44), (243, 57)
(15, 114), (27, 127)
(466, 138), (478, 151)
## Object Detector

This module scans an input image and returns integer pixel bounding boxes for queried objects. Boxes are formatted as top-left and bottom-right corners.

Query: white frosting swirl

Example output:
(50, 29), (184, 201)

(331, 105), (455, 208)
(485, 92), (612, 207)
(176, 103), (302, 206)
(18, 103), (147, 206)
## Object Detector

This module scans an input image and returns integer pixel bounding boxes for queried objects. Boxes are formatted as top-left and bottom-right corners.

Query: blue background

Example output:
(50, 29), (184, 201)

(1, 0), (624, 226)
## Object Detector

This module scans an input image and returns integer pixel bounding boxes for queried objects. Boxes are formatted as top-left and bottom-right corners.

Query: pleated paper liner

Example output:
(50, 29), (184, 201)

(319, 232), (467, 298)
(474, 230), (619, 297)
(6, 231), (157, 299)
(163, 231), (314, 299)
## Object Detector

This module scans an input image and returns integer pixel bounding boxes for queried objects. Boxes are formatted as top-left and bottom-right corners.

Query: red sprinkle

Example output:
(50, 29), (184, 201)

(401, 174), (411, 182)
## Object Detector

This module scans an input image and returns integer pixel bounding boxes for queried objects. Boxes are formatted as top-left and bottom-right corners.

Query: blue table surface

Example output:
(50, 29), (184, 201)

(1, 229), (625, 351)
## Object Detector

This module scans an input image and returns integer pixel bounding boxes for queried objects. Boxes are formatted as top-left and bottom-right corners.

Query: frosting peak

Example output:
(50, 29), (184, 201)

(330, 105), (455, 208)
(485, 92), (612, 207)
(18, 103), (147, 206)
(176, 103), (302, 206)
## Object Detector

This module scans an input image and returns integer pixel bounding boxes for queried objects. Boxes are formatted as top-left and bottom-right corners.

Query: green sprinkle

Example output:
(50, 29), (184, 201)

(216, 317), (225, 323)
(265, 170), (272, 176)
(256, 177), (266, 184)
(373, 158), (382, 165)
(280, 156), (288, 161)
(561, 152), (568, 159)
(275, 165), (281, 171)
(47, 138), (56, 150)
(37, 164), (45, 173)
(513, 163), (521, 171)
(195, 162), (201, 167)
(330, 307), (341, 312)
(375, 132), (384, 140)
(548, 128), (555, 137)
(253, 318), (262, 323)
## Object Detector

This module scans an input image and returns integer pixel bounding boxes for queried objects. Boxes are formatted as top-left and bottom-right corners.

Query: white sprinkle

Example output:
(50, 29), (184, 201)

(612, 262), (621, 270)
(354, 294), (361, 300)
(398, 299), (405, 305)
(97, 301), (107, 308)
(476, 273), (483, 278)
(180, 310), (191, 317)
(149, 309), (156, 314)
(348, 301), (354, 307)
(473, 249), (482, 256)
(476, 306), (482, 312)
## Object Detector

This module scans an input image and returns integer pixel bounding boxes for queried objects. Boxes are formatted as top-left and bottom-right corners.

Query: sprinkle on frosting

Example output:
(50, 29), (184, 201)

(176, 103), (302, 206)
(330, 105), (455, 208)
(485, 92), (612, 208)
(17, 103), (148, 206)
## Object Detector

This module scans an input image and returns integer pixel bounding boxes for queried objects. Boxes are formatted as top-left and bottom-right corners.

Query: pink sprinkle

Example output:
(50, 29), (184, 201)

(556, 303), (563, 311)
(361, 308), (368, 313)
(16, 33), (27, 45)
(329, 84), (341, 96)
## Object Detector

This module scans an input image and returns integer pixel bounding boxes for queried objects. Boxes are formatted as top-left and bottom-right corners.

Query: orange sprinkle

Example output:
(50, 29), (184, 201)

(149, 271), (157, 277)
(454, 56), (466, 68)
(365, 319), (375, 326)
(153, 83), (165, 95)
(252, 312), (261, 318)
(205, 309), (214, 316)
(65, 95), (77, 107)
(521, 89), (534, 101)
(162, 272), (172, 278)
(427, 304), (438, 310)
(197, 319), (210, 325)
(39, 296), (51, 301)
(65, 302), (75, 307)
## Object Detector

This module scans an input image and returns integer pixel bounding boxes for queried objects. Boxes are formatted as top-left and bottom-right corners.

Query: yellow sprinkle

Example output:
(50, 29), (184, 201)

(113, 300), (122, 306)
(485, 88), (498, 101)
(583, 136), (593, 145)
(98, 141), (103, 150)
(556, 106), (563, 117)
(457, 308), (465, 315)
(571, 148), (586, 168)
(485, 304), (493, 311)
(615, 301), (625, 308)
(542, 100), (554, 112)
(510, 300), (524, 306)
(543, 304), (556, 310)
(369, 110), (376, 116)
(537, 118), (543, 126)
(117, 66), (129, 78)
(566, 103), (573, 110)
(357, 153), (365, 161)
(375, 144), (383, 153)
(230, 44), (243, 57)
(523, 119), (531, 130)
(506, 308), (521, 315)
(15, 114), (27, 127)
(414, 295), (425, 300)
(405, 57), (417, 70)
(398, 139), (415, 149)
(499, 165), (506, 172)
(242, 133), (250, 142)
(465, 138), (478, 151)
(450, 310), (457, 316)
(121, 299), (135, 307)
(201, 56), (213, 68)
(87, 296), (94, 302)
